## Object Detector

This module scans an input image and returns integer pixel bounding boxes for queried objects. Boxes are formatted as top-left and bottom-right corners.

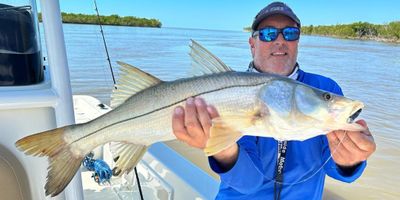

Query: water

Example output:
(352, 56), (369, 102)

(43, 24), (400, 199)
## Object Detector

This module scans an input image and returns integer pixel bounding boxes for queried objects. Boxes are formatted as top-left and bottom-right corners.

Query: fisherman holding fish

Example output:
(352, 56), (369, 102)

(172, 2), (376, 199)
(15, 1), (377, 198)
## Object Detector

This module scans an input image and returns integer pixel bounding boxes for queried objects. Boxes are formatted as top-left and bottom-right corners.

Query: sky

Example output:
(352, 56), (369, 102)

(39, 0), (400, 31)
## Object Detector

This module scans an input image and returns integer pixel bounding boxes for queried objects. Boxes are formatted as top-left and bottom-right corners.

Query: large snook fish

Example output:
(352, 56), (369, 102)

(15, 40), (364, 196)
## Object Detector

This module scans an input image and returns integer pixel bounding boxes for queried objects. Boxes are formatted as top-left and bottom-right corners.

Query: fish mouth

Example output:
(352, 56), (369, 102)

(347, 101), (364, 123)
(347, 108), (362, 123)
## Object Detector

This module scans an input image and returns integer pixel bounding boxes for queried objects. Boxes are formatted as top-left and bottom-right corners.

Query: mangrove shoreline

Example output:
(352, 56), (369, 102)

(245, 21), (400, 44)
(38, 12), (162, 28)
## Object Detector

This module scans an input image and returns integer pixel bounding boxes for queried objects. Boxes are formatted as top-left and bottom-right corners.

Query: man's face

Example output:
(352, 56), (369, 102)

(249, 14), (299, 76)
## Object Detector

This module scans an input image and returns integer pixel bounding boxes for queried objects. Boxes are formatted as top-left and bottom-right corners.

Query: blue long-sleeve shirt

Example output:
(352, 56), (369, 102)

(209, 69), (366, 200)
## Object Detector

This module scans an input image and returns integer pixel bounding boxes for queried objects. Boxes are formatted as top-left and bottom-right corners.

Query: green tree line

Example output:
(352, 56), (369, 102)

(244, 21), (400, 43)
(302, 22), (400, 42)
(38, 12), (162, 28)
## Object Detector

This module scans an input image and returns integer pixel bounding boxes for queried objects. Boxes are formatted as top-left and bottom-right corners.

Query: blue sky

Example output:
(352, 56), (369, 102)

(48, 0), (400, 31)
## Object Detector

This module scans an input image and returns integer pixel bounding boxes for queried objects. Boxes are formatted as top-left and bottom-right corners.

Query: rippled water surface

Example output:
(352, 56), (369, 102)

(42, 24), (400, 199)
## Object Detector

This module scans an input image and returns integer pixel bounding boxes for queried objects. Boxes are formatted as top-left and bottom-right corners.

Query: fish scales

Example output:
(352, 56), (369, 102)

(70, 72), (276, 152)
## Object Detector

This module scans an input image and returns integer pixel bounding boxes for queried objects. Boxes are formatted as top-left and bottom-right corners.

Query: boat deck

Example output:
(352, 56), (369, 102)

(74, 95), (219, 200)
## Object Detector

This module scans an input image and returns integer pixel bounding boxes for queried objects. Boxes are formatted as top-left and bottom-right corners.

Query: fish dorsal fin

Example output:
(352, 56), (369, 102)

(110, 61), (162, 108)
(189, 39), (233, 76)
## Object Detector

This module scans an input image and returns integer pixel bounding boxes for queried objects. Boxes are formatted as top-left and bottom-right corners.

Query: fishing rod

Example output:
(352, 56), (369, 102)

(92, 1), (144, 199)
(93, 0), (117, 89)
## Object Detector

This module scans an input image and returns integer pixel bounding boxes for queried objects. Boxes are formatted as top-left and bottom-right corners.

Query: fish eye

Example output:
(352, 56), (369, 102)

(322, 92), (331, 101)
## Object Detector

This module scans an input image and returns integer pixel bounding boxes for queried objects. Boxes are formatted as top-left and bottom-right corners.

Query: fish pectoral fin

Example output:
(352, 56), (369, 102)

(111, 61), (163, 108)
(204, 121), (243, 156)
(188, 39), (234, 77)
(204, 112), (265, 156)
(110, 142), (147, 176)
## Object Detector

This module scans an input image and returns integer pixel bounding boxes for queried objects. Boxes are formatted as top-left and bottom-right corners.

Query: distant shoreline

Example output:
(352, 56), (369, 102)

(38, 12), (162, 28)
(244, 21), (400, 44)
(303, 34), (400, 44)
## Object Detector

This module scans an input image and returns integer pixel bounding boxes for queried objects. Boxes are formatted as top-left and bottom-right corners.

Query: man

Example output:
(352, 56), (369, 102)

(172, 2), (376, 199)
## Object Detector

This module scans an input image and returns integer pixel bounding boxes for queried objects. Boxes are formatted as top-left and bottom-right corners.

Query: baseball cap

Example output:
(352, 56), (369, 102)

(251, 1), (301, 31)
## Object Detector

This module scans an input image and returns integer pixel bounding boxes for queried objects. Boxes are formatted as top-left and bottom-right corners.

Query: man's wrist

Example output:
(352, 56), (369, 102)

(336, 162), (362, 176)
(211, 143), (239, 172)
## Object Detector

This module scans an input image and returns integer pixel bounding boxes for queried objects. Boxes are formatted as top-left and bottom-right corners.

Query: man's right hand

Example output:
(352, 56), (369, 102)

(172, 97), (239, 170)
(172, 97), (218, 149)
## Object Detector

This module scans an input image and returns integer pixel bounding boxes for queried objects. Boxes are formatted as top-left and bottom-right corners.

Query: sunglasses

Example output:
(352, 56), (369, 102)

(252, 27), (300, 42)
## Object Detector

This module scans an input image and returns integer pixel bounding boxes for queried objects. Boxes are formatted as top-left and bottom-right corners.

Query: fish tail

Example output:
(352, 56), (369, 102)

(15, 127), (83, 197)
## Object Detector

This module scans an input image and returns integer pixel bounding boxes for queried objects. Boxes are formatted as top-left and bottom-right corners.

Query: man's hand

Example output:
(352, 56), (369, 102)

(327, 119), (376, 167)
(172, 97), (219, 149)
(172, 97), (239, 170)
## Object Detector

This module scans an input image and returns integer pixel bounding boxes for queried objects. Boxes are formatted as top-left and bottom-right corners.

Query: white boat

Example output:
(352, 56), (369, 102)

(0, 0), (218, 199)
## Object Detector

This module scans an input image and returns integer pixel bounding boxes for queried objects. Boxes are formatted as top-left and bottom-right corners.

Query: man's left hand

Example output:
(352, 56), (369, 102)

(327, 119), (376, 167)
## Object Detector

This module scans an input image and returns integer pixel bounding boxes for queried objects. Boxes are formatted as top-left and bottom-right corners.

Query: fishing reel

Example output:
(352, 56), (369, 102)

(82, 152), (113, 184)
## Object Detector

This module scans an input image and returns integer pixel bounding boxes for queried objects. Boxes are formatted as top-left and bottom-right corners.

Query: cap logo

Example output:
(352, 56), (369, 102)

(269, 6), (285, 12)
